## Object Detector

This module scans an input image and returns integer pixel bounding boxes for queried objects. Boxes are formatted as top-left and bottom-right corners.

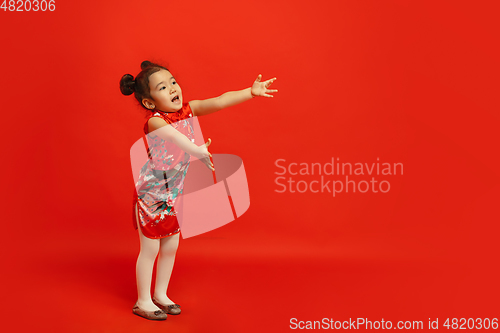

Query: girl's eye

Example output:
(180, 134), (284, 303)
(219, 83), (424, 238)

(172, 81), (177, 85)
(160, 86), (165, 90)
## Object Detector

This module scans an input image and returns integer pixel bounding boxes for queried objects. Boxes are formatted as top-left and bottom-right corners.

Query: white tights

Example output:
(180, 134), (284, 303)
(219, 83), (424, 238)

(135, 203), (179, 311)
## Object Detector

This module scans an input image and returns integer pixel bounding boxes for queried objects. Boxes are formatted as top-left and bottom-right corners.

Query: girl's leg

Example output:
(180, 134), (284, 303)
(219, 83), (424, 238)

(153, 232), (180, 304)
(135, 202), (162, 311)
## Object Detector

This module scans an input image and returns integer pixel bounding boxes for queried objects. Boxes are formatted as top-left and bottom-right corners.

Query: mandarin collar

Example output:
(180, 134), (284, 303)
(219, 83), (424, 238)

(153, 108), (182, 116)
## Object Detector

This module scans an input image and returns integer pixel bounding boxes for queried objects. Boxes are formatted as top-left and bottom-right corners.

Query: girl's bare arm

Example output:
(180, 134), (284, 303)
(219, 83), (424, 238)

(148, 117), (214, 170)
(189, 74), (277, 117)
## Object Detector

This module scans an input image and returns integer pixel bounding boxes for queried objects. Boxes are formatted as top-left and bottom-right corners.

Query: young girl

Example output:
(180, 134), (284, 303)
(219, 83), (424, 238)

(119, 60), (277, 321)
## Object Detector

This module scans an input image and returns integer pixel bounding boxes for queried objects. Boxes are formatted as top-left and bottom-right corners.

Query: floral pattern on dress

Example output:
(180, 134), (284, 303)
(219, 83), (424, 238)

(132, 103), (195, 239)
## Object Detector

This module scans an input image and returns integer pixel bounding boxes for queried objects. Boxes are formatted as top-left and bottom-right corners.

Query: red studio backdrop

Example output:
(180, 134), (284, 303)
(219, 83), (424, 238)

(1, 1), (499, 332)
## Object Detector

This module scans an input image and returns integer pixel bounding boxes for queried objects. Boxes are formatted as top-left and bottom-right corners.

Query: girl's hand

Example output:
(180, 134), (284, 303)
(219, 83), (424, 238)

(194, 138), (215, 171)
(251, 74), (278, 98)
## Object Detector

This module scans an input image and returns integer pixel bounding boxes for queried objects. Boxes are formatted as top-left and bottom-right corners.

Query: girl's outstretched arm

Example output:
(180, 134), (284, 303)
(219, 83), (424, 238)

(189, 74), (277, 117)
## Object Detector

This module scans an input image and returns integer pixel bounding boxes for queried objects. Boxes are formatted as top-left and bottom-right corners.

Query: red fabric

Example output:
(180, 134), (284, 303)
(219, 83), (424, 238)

(143, 102), (194, 133)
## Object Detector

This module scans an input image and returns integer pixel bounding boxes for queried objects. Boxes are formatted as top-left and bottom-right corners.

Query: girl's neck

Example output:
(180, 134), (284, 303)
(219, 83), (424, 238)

(154, 108), (178, 114)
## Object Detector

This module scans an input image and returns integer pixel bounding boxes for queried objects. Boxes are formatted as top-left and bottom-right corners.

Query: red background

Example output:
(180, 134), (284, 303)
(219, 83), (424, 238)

(1, 0), (499, 332)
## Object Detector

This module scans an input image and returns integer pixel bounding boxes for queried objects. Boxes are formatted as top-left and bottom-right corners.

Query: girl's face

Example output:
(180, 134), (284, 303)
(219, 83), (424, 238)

(144, 69), (183, 112)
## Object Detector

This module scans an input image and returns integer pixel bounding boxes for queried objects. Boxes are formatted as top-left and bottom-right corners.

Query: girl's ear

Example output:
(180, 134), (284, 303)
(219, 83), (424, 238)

(142, 98), (154, 110)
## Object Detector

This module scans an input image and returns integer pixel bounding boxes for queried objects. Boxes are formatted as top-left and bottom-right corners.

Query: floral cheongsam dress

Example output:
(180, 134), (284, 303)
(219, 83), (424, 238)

(132, 102), (195, 239)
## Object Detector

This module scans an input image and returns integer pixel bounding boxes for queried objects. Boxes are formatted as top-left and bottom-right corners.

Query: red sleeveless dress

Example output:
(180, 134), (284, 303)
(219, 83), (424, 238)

(132, 102), (195, 239)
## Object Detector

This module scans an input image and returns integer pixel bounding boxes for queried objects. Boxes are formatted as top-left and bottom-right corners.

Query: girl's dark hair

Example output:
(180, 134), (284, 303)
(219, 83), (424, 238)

(119, 60), (169, 112)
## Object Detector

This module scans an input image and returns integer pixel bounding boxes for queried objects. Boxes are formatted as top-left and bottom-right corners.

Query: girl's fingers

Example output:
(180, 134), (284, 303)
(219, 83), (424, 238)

(255, 74), (262, 82)
(205, 138), (211, 147)
(205, 158), (214, 170)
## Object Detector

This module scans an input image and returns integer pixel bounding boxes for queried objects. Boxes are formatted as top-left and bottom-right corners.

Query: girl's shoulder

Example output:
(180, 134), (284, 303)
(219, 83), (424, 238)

(144, 111), (166, 135)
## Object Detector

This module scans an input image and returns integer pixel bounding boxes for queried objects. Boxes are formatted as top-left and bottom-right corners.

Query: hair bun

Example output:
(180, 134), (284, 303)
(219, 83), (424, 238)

(141, 60), (154, 70)
(119, 74), (135, 96)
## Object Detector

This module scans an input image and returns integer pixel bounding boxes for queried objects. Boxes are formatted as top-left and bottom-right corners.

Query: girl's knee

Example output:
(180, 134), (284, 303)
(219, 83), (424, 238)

(139, 238), (160, 257)
(159, 237), (179, 256)
(160, 245), (178, 257)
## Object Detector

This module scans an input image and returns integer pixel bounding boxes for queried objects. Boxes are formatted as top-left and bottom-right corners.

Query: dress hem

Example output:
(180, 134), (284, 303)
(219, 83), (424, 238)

(140, 229), (181, 239)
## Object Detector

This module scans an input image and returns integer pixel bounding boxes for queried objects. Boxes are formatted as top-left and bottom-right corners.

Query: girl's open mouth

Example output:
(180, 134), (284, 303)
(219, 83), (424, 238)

(171, 96), (180, 102)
